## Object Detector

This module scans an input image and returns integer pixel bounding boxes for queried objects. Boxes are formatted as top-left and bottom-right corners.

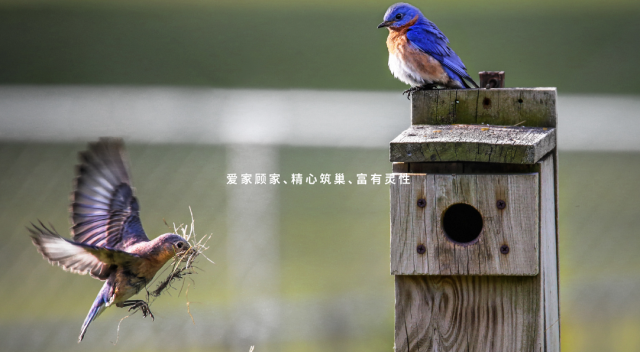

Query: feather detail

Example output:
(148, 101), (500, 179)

(406, 23), (478, 88)
(79, 280), (114, 342)
(70, 138), (149, 249)
(29, 222), (142, 280)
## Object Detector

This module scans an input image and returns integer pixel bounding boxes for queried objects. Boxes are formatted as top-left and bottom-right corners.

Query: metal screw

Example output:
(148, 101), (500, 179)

(496, 199), (506, 209)
(417, 199), (426, 208)
(417, 244), (426, 254)
(500, 245), (510, 254)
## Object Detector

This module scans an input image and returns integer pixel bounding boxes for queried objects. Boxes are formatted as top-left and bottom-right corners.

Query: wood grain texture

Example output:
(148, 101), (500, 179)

(395, 275), (541, 352)
(390, 174), (539, 276)
(553, 148), (561, 347)
(411, 88), (557, 128)
(390, 174), (430, 274)
(393, 87), (560, 351)
(403, 162), (539, 174)
(393, 162), (409, 173)
(539, 154), (560, 350)
(390, 125), (556, 164)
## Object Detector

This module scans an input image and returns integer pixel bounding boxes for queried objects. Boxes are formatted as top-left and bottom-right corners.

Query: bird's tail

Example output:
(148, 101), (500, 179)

(461, 74), (479, 89)
(79, 280), (112, 342)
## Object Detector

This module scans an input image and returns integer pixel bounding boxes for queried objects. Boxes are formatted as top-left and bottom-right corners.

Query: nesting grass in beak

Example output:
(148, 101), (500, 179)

(151, 207), (214, 298)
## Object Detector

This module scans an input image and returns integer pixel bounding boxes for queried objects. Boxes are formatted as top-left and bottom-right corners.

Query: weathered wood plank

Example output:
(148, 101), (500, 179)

(408, 162), (464, 174)
(395, 275), (541, 352)
(393, 86), (559, 351)
(392, 162), (409, 173)
(432, 174), (479, 275)
(553, 148), (561, 346)
(411, 88), (557, 127)
(539, 154), (560, 351)
(404, 162), (539, 174)
(390, 174), (539, 275)
(390, 174), (429, 274)
(390, 125), (556, 164)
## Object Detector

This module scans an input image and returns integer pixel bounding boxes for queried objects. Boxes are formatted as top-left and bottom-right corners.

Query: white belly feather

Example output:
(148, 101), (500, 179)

(388, 52), (426, 87)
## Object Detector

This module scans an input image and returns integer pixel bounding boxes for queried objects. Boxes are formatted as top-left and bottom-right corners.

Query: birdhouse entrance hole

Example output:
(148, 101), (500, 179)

(442, 203), (483, 244)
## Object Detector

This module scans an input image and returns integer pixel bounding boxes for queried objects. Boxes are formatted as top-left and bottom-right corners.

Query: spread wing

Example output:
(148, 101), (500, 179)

(407, 23), (479, 88)
(29, 223), (142, 280)
(71, 138), (149, 250)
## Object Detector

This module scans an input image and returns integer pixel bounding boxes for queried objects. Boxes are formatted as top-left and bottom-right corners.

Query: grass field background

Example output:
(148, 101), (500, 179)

(1, 144), (640, 351)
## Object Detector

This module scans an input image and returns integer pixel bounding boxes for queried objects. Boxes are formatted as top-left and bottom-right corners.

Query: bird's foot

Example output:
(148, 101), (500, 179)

(402, 86), (420, 99)
(402, 84), (438, 99)
(123, 300), (155, 321)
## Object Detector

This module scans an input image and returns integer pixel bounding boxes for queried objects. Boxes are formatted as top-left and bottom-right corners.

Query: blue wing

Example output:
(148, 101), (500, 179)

(407, 22), (479, 88)
(71, 138), (149, 250)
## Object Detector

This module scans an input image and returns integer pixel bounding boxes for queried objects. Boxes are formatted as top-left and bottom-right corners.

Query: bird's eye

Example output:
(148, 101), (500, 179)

(176, 242), (184, 249)
(395, 13), (403, 20)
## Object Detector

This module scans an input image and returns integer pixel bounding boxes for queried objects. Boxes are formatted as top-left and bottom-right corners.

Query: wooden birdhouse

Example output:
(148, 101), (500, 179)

(389, 84), (559, 351)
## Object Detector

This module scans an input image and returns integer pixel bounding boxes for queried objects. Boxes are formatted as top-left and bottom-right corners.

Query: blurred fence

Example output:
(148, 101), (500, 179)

(1, 86), (640, 150)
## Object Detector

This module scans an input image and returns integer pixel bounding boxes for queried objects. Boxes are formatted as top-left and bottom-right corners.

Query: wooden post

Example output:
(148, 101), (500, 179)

(389, 87), (559, 351)
(479, 71), (506, 88)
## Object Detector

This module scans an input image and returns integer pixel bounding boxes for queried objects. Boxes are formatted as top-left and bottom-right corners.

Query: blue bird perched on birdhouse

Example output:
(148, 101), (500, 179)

(378, 3), (478, 96)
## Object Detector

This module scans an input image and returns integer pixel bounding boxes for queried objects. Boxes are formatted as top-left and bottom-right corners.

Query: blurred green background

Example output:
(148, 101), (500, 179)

(1, 0), (639, 93)
(1, 0), (640, 351)
(3, 145), (640, 351)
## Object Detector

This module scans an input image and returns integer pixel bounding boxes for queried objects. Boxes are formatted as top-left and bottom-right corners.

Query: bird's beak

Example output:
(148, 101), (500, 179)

(377, 21), (393, 28)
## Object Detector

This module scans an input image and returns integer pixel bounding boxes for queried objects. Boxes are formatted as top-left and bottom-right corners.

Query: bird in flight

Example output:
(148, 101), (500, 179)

(30, 138), (191, 342)
(378, 2), (478, 96)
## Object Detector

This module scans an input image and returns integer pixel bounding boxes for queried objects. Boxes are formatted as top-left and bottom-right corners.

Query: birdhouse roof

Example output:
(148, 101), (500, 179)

(390, 88), (558, 164)
(390, 124), (556, 164)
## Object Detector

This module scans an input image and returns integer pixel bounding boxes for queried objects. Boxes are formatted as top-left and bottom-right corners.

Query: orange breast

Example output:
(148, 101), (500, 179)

(403, 46), (448, 82)
(386, 15), (418, 56)
(137, 248), (175, 280)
